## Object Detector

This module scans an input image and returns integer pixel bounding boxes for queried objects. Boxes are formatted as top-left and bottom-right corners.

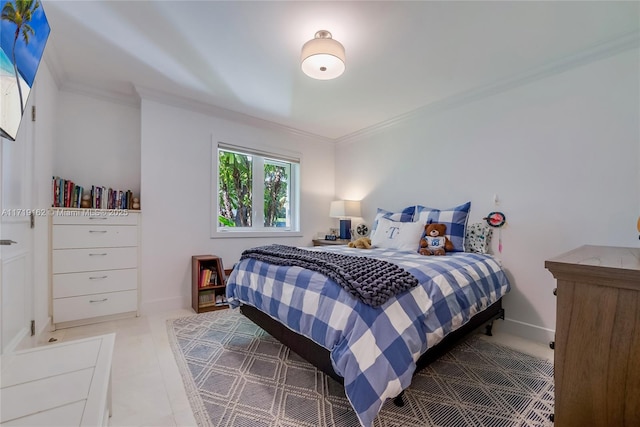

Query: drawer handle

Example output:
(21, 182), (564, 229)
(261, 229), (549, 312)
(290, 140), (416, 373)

(88, 253), (108, 256)
(89, 230), (108, 233)
(89, 275), (108, 280)
(89, 217), (108, 220)
(89, 298), (108, 303)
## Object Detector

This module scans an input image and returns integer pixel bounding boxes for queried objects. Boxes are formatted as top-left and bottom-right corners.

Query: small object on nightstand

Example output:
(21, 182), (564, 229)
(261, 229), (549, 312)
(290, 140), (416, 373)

(313, 238), (350, 246)
(329, 200), (362, 240)
(353, 223), (370, 238)
(325, 234), (337, 241)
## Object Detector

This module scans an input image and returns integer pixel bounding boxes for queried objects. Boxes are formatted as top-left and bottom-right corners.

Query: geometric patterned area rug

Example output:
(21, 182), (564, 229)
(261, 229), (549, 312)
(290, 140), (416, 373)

(167, 309), (554, 427)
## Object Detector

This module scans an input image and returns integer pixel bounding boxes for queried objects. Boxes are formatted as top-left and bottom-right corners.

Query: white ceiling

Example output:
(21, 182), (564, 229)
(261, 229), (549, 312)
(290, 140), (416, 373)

(42, 1), (639, 140)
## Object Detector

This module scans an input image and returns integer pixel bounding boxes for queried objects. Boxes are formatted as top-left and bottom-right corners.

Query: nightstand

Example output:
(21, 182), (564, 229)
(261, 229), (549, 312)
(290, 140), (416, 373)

(312, 239), (351, 246)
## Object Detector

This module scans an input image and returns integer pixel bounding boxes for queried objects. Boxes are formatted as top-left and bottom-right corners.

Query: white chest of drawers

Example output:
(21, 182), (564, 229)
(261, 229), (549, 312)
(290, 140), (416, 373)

(50, 209), (140, 328)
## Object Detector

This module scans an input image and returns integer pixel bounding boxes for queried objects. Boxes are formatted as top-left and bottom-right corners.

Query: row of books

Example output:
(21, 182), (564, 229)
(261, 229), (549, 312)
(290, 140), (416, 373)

(51, 177), (136, 210)
(199, 268), (219, 288)
(52, 177), (84, 208)
(90, 186), (135, 210)
(198, 290), (228, 306)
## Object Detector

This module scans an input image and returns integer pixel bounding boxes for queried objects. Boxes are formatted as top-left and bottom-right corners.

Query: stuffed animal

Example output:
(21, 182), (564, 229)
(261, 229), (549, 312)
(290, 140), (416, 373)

(348, 237), (372, 249)
(419, 223), (453, 256)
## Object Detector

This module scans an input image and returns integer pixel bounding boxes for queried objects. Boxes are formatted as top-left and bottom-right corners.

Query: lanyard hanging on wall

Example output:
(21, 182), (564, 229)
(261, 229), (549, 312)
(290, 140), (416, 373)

(484, 211), (507, 253)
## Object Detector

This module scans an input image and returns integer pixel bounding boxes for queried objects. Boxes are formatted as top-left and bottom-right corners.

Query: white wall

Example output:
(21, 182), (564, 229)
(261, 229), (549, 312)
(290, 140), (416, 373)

(140, 99), (335, 313)
(54, 91), (141, 195)
(335, 49), (640, 342)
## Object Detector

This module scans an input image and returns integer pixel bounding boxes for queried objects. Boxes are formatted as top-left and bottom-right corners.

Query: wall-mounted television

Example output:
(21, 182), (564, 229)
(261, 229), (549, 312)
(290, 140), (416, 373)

(1, 0), (50, 141)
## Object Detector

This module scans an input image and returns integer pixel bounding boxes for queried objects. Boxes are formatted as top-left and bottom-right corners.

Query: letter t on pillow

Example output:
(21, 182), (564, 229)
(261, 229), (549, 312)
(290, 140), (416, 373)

(370, 217), (425, 251)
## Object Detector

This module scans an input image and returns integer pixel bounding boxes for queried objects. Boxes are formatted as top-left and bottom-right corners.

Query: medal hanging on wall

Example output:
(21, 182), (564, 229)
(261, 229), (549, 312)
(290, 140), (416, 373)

(484, 211), (507, 253)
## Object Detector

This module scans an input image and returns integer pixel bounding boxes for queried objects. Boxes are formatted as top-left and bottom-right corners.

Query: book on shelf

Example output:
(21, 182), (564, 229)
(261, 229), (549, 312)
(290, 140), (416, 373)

(90, 186), (135, 210)
(199, 267), (219, 288)
(209, 270), (218, 286)
(197, 290), (227, 306)
(198, 290), (215, 305)
(199, 269), (206, 288)
(52, 176), (137, 210)
(51, 176), (84, 208)
(199, 269), (211, 288)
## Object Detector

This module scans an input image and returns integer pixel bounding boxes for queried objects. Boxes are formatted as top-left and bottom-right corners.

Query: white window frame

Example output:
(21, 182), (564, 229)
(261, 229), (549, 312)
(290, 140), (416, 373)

(211, 140), (302, 238)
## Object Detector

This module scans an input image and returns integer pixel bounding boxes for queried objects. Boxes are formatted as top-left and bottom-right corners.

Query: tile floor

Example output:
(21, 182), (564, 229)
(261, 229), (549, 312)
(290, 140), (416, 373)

(39, 310), (554, 427)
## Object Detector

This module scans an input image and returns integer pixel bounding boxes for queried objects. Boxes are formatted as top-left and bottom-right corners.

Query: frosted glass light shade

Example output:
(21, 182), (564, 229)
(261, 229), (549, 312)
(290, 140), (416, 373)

(329, 200), (361, 218)
(301, 31), (345, 80)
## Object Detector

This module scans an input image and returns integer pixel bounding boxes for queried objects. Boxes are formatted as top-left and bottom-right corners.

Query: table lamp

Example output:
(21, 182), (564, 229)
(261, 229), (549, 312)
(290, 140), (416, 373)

(330, 200), (361, 240)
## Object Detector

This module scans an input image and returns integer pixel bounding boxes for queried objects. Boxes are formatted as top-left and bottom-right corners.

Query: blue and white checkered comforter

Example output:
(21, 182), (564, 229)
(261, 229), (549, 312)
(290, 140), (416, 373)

(226, 247), (511, 427)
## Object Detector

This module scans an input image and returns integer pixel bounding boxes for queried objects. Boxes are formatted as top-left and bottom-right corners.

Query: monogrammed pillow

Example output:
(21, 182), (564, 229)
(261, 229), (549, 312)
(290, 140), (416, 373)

(370, 217), (425, 252)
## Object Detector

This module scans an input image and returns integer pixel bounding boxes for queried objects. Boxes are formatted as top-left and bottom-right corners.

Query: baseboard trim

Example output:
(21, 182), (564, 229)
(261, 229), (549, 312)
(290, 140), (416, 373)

(53, 311), (137, 331)
(499, 317), (555, 344)
(140, 296), (186, 315)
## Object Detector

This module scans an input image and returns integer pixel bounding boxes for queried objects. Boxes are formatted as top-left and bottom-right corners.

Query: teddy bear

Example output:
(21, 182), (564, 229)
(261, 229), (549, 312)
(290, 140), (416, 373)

(348, 237), (372, 249)
(419, 223), (453, 256)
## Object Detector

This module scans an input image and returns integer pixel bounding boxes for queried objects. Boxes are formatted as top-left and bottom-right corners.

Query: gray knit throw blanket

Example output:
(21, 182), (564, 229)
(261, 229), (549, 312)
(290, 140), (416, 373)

(240, 244), (419, 307)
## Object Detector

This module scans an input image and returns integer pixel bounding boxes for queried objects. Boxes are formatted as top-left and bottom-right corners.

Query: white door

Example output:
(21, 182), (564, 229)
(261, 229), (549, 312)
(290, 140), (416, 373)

(0, 103), (35, 354)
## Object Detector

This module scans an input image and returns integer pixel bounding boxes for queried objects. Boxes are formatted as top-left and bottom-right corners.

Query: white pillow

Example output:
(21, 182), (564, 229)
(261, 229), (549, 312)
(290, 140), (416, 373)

(370, 217), (425, 252)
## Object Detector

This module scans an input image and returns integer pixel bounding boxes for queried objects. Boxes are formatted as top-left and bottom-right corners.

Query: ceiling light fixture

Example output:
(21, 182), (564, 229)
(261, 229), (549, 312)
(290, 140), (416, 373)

(301, 30), (345, 80)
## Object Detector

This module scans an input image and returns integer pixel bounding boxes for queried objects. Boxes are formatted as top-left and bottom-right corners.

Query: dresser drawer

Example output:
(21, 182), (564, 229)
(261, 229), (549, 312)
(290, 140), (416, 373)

(52, 225), (137, 249)
(53, 269), (137, 298)
(52, 247), (138, 274)
(53, 290), (137, 323)
(51, 210), (138, 226)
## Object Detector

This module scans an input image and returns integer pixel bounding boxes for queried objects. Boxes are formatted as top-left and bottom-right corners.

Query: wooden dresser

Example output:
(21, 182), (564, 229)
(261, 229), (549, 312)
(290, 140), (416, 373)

(50, 209), (140, 329)
(545, 245), (640, 426)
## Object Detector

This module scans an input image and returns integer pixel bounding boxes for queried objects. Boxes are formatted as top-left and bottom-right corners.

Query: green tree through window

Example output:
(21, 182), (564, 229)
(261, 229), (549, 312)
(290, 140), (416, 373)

(218, 150), (252, 227)
(264, 162), (289, 227)
(217, 146), (298, 233)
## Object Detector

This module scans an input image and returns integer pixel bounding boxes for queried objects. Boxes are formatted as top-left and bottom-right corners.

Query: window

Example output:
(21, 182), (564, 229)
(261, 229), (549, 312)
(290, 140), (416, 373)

(213, 142), (300, 237)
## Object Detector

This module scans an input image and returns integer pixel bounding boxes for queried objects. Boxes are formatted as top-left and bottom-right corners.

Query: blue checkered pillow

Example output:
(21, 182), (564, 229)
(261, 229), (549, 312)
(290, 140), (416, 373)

(371, 206), (416, 232)
(415, 202), (471, 252)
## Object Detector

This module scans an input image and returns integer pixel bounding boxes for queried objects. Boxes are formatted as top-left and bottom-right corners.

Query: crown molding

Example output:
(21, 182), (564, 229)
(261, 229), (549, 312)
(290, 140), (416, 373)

(45, 29), (638, 146)
(133, 85), (334, 144)
(335, 31), (640, 145)
(60, 81), (140, 108)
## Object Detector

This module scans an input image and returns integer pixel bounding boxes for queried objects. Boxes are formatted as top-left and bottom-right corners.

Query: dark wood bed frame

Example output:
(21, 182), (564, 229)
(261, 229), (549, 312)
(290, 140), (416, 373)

(240, 299), (505, 405)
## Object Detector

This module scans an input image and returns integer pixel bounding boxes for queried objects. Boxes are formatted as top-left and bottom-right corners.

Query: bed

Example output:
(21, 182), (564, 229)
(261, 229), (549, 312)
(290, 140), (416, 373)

(225, 245), (510, 427)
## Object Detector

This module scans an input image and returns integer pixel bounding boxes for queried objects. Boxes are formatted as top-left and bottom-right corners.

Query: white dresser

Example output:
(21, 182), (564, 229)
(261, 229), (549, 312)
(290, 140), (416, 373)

(0, 333), (115, 426)
(50, 209), (140, 329)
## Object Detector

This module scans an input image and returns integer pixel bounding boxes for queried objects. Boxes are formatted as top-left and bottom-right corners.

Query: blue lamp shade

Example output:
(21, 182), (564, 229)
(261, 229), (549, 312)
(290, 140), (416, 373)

(330, 200), (362, 240)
